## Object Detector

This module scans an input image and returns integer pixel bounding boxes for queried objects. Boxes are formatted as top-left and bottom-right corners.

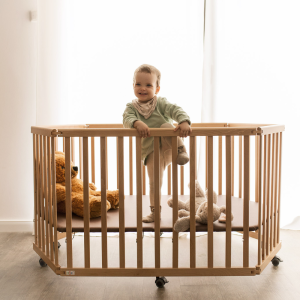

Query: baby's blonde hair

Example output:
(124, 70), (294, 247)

(133, 64), (161, 87)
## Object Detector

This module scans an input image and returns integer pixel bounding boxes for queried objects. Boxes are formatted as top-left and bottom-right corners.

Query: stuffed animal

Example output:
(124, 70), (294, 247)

(167, 180), (233, 232)
(55, 151), (120, 218)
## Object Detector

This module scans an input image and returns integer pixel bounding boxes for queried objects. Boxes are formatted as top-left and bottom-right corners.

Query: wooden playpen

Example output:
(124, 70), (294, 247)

(31, 123), (284, 286)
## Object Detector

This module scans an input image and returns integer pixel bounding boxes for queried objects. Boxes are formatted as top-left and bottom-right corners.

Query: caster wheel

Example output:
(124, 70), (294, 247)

(53, 241), (61, 250)
(39, 258), (47, 267)
(155, 276), (169, 288)
(271, 256), (283, 266)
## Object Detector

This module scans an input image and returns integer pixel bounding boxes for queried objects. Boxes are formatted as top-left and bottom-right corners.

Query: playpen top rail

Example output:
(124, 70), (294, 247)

(31, 123), (285, 137)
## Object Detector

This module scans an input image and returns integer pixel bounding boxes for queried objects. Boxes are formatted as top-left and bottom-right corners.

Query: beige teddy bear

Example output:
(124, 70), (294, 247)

(167, 180), (233, 232)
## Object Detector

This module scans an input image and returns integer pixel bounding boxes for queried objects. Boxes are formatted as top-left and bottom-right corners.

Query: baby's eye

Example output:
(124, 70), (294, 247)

(147, 84), (152, 87)
(136, 83), (140, 86)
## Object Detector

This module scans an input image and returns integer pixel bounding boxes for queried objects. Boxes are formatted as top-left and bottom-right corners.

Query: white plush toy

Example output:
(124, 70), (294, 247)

(167, 180), (233, 232)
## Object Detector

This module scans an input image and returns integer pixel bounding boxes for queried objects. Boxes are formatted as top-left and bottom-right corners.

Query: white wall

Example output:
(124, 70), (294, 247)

(0, 0), (37, 229)
(211, 0), (300, 227)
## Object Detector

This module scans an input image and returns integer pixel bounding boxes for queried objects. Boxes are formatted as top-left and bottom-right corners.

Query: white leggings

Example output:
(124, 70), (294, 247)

(146, 123), (184, 207)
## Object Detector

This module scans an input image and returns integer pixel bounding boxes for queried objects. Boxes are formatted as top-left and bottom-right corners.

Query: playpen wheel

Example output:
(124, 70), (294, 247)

(39, 258), (47, 267)
(271, 256), (283, 266)
(53, 241), (61, 249)
(155, 276), (169, 288)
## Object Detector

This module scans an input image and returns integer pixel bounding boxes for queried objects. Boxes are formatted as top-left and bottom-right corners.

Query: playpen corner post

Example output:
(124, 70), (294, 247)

(257, 134), (263, 266)
(39, 135), (45, 253)
(32, 134), (38, 246)
(277, 132), (283, 244)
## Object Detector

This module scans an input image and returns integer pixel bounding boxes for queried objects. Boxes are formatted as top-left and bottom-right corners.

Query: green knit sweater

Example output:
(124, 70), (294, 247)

(122, 96), (191, 164)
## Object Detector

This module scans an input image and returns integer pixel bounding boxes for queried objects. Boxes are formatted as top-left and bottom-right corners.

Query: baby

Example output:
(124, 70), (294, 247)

(123, 64), (192, 222)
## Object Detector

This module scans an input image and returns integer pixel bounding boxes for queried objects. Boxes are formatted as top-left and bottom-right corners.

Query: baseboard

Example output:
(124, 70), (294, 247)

(0, 221), (34, 232)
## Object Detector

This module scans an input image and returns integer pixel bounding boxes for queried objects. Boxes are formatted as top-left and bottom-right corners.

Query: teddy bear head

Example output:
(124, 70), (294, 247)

(55, 151), (78, 183)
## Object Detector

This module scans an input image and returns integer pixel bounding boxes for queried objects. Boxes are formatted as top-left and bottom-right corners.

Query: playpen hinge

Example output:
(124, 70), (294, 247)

(51, 129), (62, 136)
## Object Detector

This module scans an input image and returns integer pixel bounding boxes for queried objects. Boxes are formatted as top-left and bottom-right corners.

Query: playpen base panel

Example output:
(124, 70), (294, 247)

(56, 195), (259, 233)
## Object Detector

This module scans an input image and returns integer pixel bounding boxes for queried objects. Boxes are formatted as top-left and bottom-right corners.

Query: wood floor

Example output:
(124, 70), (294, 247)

(0, 229), (299, 300)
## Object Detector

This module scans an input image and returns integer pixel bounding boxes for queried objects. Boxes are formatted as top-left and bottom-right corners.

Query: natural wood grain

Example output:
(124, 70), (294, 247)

(218, 136), (222, 195)
(83, 137), (90, 268)
(190, 136), (196, 268)
(39, 135), (45, 253)
(207, 136), (213, 268)
(101, 137), (108, 268)
(129, 137), (133, 195)
(172, 137), (178, 268)
(154, 137), (160, 269)
(226, 136), (232, 268)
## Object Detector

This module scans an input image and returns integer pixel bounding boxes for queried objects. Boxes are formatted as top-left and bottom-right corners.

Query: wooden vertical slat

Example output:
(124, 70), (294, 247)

(71, 137), (75, 163)
(33, 135), (38, 246)
(270, 134), (275, 252)
(116, 138), (119, 189)
(43, 136), (49, 257)
(39, 135), (45, 252)
(266, 135), (271, 256)
(225, 136), (232, 268)
(277, 132), (282, 243)
(255, 136), (258, 203)
(273, 133), (279, 247)
(195, 137), (198, 180)
(142, 165), (146, 195)
(154, 137), (160, 269)
(129, 137), (133, 195)
(239, 136), (242, 198)
(180, 166), (184, 195)
(63, 137), (65, 153)
(65, 137), (73, 268)
(205, 136), (208, 189)
(218, 136), (222, 195)
(207, 136), (213, 268)
(168, 165), (171, 195)
(47, 136), (54, 262)
(36, 136), (41, 248)
(55, 137), (58, 152)
(172, 137), (178, 268)
(243, 135), (250, 268)
(231, 136), (234, 196)
(91, 137), (95, 184)
(136, 137), (143, 268)
(262, 135), (267, 260)
(257, 135), (263, 265)
(118, 137), (125, 268)
(106, 137), (108, 190)
(51, 137), (59, 266)
(79, 137), (83, 179)
(83, 137), (90, 268)
(101, 137), (108, 268)
(190, 137), (196, 268)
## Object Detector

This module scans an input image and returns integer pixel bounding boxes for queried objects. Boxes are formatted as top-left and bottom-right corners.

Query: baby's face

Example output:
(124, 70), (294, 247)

(133, 72), (160, 102)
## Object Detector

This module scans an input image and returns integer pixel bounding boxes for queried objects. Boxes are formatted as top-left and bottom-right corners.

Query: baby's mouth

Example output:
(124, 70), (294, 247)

(140, 93), (147, 95)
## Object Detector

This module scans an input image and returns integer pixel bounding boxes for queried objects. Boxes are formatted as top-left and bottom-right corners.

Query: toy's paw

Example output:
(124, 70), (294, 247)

(167, 198), (173, 207)
(174, 217), (191, 232)
(178, 209), (190, 218)
(89, 183), (97, 191)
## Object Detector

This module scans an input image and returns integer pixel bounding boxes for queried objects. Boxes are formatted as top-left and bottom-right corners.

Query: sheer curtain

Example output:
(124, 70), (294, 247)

(37, 0), (205, 193)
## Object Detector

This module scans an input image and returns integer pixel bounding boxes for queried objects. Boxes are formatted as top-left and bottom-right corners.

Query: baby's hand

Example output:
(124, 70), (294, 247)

(133, 120), (151, 138)
(174, 121), (192, 138)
